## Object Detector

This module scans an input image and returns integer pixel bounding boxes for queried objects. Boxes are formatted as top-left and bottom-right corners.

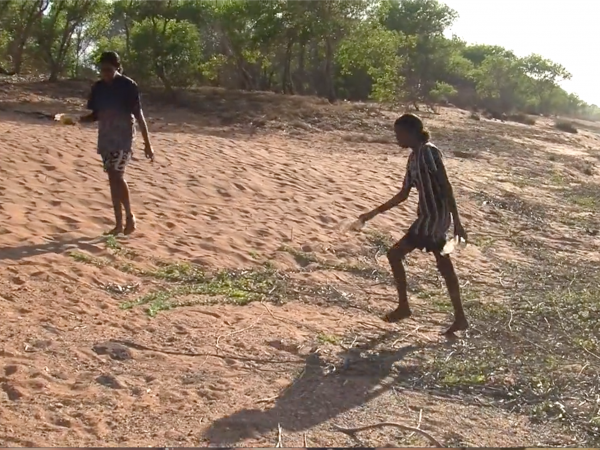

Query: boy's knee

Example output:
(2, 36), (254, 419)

(435, 254), (457, 277)
(108, 169), (124, 181)
(387, 245), (404, 262)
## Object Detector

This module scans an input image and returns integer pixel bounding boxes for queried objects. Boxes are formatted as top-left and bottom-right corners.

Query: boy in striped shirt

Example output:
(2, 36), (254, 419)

(358, 113), (468, 334)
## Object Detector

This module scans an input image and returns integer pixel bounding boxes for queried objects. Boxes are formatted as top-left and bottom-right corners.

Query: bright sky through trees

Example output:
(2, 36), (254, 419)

(443, 0), (599, 105)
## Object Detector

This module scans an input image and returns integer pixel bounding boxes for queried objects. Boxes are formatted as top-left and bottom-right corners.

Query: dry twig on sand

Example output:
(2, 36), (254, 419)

(257, 367), (306, 404)
(276, 423), (283, 448)
(215, 314), (264, 351)
(332, 421), (444, 447)
(405, 409), (423, 442)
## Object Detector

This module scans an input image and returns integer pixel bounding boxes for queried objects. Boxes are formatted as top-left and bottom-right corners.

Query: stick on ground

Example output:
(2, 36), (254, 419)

(276, 423), (283, 448)
(332, 421), (444, 447)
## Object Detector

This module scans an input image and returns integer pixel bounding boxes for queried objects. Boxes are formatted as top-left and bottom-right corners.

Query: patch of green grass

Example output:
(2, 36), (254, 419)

(410, 277), (600, 444)
(279, 245), (319, 267)
(509, 176), (530, 188)
(429, 296), (453, 312)
(69, 245), (293, 316)
(572, 195), (597, 209)
(120, 267), (289, 316)
(143, 261), (206, 282)
(102, 282), (140, 296)
(557, 213), (597, 232)
(470, 234), (496, 251)
(279, 245), (390, 281)
(68, 251), (108, 267)
(316, 333), (342, 345)
(104, 235), (121, 251)
(562, 184), (600, 212)
(364, 229), (395, 256)
(550, 170), (567, 185)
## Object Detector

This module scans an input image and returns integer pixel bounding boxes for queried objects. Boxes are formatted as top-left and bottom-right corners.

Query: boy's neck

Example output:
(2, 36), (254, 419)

(411, 141), (428, 152)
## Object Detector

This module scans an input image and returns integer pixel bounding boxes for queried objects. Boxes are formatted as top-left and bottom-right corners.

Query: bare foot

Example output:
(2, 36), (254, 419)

(442, 317), (469, 335)
(124, 215), (136, 235)
(383, 307), (412, 323)
(105, 226), (123, 236)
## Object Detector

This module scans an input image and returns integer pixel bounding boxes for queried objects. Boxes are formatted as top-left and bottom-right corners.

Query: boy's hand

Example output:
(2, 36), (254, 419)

(144, 142), (154, 162)
(358, 209), (378, 224)
(454, 222), (467, 243)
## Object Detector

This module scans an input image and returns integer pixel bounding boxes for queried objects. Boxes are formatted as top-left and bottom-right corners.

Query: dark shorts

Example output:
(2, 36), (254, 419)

(101, 150), (132, 172)
(406, 222), (447, 253)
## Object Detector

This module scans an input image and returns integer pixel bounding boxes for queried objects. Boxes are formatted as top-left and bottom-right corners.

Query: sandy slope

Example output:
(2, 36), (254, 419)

(1, 82), (599, 447)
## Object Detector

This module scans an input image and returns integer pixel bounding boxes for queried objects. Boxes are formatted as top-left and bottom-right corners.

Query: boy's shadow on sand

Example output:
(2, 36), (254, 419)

(0, 236), (104, 261)
(204, 332), (446, 446)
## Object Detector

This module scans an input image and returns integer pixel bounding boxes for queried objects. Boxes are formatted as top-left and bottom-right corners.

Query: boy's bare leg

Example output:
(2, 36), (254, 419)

(434, 251), (468, 334)
(107, 170), (123, 235)
(384, 236), (416, 322)
(118, 172), (136, 235)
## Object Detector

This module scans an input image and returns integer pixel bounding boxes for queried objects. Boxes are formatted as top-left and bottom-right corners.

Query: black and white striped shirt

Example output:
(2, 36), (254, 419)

(402, 142), (453, 239)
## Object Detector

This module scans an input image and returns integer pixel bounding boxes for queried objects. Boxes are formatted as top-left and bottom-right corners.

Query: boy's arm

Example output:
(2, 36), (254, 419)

(427, 147), (460, 223)
(426, 146), (466, 240)
(130, 83), (151, 147)
(80, 83), (98, 123)
(360, 161), (413, 222)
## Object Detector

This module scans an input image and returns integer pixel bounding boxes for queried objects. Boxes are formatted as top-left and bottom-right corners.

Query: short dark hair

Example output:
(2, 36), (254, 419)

(394, 113), (430, 141)
(98, 51), (122, 72)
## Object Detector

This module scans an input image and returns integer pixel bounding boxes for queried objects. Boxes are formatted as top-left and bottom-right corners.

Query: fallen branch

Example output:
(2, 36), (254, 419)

(405, 409), (423, 441)
(216, 314), (264, 351)
(332, 421), (444, 447)
(276, 423), (283, 448)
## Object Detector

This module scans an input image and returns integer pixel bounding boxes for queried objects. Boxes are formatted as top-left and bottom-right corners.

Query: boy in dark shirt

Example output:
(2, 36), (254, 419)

(80, 51), (154, 235)
(358, 113), (468, 334)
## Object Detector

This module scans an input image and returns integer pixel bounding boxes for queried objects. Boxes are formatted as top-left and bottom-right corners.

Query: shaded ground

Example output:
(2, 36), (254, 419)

(0, 79), (599, 447)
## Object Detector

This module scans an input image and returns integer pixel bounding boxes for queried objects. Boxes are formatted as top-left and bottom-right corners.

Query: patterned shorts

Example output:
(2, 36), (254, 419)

(101, 150), (132, 172)
(97, 114), (135, 173)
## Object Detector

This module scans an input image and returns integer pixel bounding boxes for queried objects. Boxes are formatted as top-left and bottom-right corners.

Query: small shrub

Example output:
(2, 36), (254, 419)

(507, 112), (536, 126)
(468, 111), (481, 121)
(483, 109), (506, 121)
(554, 120), (578, 134)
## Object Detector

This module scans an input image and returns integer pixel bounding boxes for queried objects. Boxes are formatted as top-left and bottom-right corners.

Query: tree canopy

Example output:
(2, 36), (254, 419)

(1, 0), (598, 120)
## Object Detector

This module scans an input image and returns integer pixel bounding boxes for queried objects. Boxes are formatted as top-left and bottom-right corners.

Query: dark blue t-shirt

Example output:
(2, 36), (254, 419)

(87, 74), (141, 154)
(87, 74), (141, 118)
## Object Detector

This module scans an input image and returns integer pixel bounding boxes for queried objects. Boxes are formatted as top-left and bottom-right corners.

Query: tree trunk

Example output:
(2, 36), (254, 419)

(49, 62), (60, 82)
(310, 40), (322, 96)
(324, 36), (336, 103)
(9, 0), (49, 74)
(295, 41), (307, 95)
(282, 37), (294, 94)
(155, 63), (174, 96)
(12, 47), (25, 74)
(124, 20), (131, 61)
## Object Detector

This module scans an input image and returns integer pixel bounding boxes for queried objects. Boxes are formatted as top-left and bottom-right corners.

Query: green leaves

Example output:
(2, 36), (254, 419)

(336, 22), (405, 103)
(129, 17), (203, 89)
(0, 0), (596, 120)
